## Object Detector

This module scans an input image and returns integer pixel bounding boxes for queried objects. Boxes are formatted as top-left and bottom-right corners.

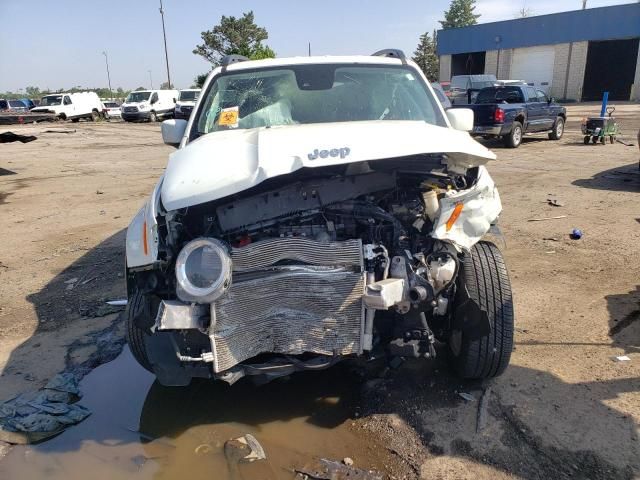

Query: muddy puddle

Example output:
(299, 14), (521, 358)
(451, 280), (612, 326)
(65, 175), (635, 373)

(0, 348), (398, 479)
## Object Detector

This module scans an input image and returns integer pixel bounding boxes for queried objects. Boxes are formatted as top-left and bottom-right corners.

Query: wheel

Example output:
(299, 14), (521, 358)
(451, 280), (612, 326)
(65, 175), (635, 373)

(600, 136), (606, 145)
(610, 135), (615, 144)
(71, 118), (79, 123)
(583, 136), (590, 145)
(90, 110), (99, 122)
(58, 113), (67, 121)
(503, 121), (523, 148)
(149, 111), (158, 122)
(548, 116), (564, 140)
(126, 289), (157, 372)
(448, 241), (514, 379)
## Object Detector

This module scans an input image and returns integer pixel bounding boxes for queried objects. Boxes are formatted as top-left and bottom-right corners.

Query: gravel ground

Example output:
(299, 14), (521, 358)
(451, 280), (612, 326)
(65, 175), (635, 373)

(0, 103), (638, 478)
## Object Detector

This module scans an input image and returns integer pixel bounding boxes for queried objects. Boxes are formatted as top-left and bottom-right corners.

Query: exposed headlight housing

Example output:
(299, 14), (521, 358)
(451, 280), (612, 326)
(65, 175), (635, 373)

(175, 238), (232, 303)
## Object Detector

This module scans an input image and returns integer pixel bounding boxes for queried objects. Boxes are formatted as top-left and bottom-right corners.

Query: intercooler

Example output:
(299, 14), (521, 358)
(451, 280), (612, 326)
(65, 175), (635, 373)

(209, 238), (365, 373)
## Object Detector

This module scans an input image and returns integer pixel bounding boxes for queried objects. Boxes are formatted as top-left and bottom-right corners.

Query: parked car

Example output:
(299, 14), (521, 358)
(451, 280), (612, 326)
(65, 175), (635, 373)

(440, 81), (451, 97)
(19, 98), (36, 110)
(174, 88), (201, 120)
(453, 85), (566, 148)
(121, 90), (178, 122)
(431, 82), (452, 109)
(102, 101), (122, 119)
(0, 99), (29, 112)
(31, 92), (104, 122)
(450, 74), (497, 105)
(125, 51), (513, 388)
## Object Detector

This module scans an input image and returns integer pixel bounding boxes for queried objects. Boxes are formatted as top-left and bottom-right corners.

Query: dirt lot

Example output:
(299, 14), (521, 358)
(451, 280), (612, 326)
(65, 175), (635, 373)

(0, 104), (638, 479)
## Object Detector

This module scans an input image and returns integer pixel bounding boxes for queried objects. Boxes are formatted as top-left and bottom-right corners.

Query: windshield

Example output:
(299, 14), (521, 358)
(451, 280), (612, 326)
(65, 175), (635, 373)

(41, 95), (62, 106)
(103, 102), (118, 108)
(475, 87), (525, 104)
(179, 90), (199, 102)
(195, 64), (445, 135)
(471, 81), (496, 90)
(9, 100), (25, 108)
(126, 92), (151, 103)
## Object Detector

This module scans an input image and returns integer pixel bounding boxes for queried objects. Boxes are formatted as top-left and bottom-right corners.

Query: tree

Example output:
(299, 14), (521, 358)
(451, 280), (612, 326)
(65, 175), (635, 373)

(25, 86), (41, 97)
(412, 31), (439, 81)
(440, 0), (480, 29)
(193, 11), (276, 66)
(193, 72), (210, 88)
(160, 81), (174, 90)
(516, 7), (532, 17)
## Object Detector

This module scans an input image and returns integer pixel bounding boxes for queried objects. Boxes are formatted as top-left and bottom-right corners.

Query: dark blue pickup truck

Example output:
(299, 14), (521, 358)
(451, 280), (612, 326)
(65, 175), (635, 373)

(455, 85), (566, 148)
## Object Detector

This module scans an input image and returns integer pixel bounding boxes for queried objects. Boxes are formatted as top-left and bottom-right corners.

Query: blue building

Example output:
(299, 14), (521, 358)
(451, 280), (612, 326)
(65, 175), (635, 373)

(436, 3), (640, 101)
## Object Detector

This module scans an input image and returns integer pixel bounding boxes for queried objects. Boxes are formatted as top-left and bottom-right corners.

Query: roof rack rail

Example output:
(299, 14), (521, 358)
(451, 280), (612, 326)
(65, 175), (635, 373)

(220, 54), (249, 69)
(371, 49), (407, 64)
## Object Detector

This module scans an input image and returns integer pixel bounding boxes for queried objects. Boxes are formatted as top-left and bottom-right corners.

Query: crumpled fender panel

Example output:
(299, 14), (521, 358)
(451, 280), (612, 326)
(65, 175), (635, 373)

(431, 166), (502, 251)
(126, 179), (162, 268)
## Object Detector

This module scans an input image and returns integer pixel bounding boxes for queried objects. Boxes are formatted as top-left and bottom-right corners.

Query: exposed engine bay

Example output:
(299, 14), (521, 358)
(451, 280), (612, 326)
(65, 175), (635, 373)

(128, 157), (501, 386)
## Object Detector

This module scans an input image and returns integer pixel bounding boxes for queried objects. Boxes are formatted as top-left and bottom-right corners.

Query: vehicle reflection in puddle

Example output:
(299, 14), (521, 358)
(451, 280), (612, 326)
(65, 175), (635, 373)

(0, 347), (393, 479)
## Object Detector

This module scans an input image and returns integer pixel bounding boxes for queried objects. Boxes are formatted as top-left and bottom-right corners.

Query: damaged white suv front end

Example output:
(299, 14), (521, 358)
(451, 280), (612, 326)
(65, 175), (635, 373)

(125, 52), (513, 386)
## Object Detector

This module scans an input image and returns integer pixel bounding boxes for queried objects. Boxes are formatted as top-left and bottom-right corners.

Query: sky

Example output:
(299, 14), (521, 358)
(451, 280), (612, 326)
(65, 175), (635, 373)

(0, 0), (632, 92)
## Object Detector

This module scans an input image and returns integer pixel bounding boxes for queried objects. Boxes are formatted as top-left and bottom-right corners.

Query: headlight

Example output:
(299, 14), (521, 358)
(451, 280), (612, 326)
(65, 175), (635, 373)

(175, 238), (232, 303)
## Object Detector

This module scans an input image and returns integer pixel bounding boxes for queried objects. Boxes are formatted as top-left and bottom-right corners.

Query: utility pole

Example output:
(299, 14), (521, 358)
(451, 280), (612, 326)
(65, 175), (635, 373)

(148, 70), (153, 89)
(159, 0), (171, 88)
(582, 0), (587, 9)
(102, 51), (113, 100)
(308, 42), (311, 57)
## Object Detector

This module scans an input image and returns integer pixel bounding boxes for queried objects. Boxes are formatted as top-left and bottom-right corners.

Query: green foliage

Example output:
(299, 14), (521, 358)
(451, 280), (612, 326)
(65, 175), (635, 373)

(193, 73), (210, 88)
(160, 81), (174, 90)
(440, 0), (480, 29)
(412, 31), (439, 82)
(193, 11), (276, 66)
(0, 86), (131, 101)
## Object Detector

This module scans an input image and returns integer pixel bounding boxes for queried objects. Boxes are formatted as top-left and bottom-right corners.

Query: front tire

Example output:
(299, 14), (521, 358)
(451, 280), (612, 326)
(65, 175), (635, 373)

(149, 111), (158, 122)
(503, 121), (523, 148)
(126, 290), (156, 372)
(548, 116), (564, 140)
(448, 241), (514, 379)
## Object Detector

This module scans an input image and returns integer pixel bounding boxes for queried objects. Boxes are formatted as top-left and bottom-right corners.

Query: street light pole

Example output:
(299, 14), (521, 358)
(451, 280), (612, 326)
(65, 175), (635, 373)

(148, 70), (153, 89)
(102, 51), (113, 100)
(159, 0), (171, 88)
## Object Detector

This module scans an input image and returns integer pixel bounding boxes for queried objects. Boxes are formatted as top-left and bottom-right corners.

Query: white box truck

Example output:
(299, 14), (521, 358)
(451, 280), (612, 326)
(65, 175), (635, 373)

(121, 90), (178, 122)
(32, 92), (104, 122)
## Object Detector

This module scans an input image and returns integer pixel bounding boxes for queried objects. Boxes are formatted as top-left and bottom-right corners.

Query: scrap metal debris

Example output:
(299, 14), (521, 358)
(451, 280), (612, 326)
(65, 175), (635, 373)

(0, 132), (37, 143)
(547, 198), (565, 207)
(527, 215), (567, 222)
(0, 373), (90, 444)
(612, 355), (631, 362)
(295, 458), (384, 480)
(224, 434), (266, 463)
(106, 299), (128, 307)
(458, 392), (475, 402)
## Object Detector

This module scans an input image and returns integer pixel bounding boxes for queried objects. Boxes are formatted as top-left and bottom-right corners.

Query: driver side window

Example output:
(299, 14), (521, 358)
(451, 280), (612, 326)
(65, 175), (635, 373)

(63, 96), (72, 105)
(536, 90), (548, 103)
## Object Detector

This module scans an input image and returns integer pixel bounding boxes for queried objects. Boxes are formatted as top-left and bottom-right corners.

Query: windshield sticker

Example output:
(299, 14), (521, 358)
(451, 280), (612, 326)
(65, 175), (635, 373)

(218, 106), (239, 127)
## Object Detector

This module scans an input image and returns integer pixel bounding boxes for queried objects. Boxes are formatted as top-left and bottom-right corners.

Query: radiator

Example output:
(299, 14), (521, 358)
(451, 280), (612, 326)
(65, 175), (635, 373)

(209, 238), (364, 373)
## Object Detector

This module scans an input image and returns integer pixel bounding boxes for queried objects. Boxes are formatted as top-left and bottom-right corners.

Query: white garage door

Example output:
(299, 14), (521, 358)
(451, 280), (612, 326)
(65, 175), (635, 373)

(511, 46), (555, 94)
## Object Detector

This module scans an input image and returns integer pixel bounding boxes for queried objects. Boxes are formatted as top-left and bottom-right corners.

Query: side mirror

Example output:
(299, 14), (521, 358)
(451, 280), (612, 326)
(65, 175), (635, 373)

(446, 108), (474, 132)
(161, 119), (187, 147)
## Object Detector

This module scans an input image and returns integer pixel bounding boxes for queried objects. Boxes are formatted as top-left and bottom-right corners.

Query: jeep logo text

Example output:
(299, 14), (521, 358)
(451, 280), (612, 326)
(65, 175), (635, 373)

(307, 147), (351, 161)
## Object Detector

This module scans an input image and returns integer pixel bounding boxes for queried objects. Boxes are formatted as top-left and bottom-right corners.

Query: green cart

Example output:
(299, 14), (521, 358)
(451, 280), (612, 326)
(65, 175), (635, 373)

(581, 106), (619, 145)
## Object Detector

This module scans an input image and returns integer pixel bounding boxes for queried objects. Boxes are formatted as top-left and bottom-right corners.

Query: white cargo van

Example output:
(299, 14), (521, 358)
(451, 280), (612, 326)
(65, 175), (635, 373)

(32, 92), (104, 121)
(121, 90), (178, 122)
(174, 88), (200, 120)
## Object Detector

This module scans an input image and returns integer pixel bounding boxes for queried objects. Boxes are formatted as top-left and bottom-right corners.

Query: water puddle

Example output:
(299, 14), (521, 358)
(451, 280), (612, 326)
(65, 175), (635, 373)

(0, 348), (398, 479)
